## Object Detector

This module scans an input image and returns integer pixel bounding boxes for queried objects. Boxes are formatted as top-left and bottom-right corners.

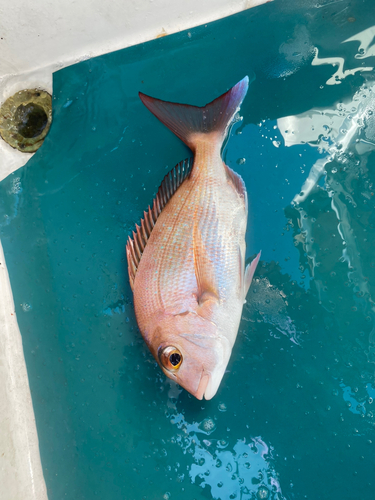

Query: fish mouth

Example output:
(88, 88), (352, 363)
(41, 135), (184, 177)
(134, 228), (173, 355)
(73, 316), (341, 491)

(203, 371), (222, 400)
(195, 366), (227, 400)
(195, 372), (210, 400)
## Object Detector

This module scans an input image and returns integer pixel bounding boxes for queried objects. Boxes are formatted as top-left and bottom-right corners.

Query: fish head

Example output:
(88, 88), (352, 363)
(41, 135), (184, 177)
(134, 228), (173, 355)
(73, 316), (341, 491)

(148, 311), (232, 400)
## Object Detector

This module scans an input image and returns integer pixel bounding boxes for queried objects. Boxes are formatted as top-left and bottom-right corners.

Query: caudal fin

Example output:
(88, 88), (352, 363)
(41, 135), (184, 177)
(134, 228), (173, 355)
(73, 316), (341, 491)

(139, 77), (249, 151)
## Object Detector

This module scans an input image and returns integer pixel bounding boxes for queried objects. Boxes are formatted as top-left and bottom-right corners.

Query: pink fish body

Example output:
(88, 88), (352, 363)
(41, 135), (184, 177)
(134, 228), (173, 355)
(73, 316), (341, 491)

(126, 77), (260, 400)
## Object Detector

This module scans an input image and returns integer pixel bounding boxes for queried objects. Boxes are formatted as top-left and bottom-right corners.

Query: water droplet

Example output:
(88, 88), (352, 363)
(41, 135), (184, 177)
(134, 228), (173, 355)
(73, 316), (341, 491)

(199, 418), (216, 434)
(218, 402), (227, 412)
(257, 486), (269, 499)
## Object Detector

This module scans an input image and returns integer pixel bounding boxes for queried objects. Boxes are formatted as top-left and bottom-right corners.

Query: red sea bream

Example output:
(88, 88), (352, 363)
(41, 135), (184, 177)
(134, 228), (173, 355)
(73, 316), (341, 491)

(126, 77), (260, 400)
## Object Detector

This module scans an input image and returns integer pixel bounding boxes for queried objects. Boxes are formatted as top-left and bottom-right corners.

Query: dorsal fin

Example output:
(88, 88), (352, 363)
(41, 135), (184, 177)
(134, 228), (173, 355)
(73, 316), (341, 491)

(224, 164), (248, 213)
(126, 157), (193, 290)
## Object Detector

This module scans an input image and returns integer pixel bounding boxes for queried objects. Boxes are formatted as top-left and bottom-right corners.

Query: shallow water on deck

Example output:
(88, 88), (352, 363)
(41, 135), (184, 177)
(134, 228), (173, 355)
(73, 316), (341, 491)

(1, 1), (375, 499)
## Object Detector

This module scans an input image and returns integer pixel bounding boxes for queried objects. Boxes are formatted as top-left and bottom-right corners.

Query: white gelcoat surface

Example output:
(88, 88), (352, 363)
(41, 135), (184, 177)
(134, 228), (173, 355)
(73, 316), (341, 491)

(0, 1), (271, 498)
(0, 242), (48, 500)
(0, 0), (268, 78)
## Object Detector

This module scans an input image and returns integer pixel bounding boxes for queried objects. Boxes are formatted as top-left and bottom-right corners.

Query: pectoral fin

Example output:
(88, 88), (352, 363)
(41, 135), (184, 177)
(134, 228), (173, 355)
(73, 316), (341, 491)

(244, 252), (261, 300)
(193, 224), (220, 305)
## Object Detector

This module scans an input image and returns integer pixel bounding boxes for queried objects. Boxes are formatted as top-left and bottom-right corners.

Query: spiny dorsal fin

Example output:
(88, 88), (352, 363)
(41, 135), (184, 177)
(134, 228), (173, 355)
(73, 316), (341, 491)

(126, 157), (193, 290)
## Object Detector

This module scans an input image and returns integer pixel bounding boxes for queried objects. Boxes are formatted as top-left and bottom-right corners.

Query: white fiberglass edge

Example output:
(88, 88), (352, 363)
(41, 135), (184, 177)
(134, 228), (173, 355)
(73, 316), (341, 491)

(0, 0), (270, 78)
(0, 241), (48, 500)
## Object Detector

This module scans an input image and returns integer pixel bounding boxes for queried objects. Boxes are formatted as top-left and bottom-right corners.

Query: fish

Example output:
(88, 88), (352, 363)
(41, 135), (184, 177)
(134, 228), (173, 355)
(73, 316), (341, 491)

(126, 76), (260, 400)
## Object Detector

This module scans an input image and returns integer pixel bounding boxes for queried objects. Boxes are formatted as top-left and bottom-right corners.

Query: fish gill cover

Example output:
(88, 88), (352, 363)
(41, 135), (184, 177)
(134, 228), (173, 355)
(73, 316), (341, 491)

(0, 0), (375, 499)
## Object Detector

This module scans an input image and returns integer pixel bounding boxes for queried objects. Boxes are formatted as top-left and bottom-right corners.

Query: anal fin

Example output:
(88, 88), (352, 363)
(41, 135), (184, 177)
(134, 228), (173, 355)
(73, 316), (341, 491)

(244, 252), (261, 300)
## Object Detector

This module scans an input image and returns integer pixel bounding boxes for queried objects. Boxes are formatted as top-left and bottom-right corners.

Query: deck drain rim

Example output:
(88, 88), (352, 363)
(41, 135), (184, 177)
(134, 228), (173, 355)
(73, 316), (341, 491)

(0, 89), (52, 153)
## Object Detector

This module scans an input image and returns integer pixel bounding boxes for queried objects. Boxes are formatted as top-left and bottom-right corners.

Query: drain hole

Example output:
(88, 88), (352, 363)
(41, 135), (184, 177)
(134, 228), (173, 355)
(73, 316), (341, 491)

(0, 89), (52, 152)
(15, 103), (48, 139)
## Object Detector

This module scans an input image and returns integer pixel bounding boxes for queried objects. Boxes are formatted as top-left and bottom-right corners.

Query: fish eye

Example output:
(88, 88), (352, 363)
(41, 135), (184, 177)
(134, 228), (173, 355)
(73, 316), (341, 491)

(158, 346), (183, 371)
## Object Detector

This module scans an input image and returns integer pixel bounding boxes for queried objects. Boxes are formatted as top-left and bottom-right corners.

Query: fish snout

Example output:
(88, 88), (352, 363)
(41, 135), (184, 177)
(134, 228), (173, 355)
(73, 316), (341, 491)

(173, 361), (227, 401)
(195, 372), (210, 400)
(154, 328), (232, 400)
(186, 334), (232, 400)
(200, 364), (228, 400)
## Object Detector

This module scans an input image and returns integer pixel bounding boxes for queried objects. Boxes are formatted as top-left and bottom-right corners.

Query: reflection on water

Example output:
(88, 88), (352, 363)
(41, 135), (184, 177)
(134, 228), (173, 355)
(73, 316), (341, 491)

(345, 26), (375, 60)
(311, 25), (375, 86)
(339, 382), (375, 426)
(166, 383), (284, 500)
(278, 27), (375, 374)
(243, 277), (299, 345)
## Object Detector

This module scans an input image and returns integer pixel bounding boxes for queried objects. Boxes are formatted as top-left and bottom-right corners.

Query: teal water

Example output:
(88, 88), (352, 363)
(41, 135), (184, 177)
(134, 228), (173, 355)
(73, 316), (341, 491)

(1, 1), (375, 499)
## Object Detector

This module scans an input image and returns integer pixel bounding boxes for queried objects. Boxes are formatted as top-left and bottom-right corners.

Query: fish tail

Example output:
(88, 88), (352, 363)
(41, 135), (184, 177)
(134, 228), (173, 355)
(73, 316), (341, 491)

(139, 76), (249, 151)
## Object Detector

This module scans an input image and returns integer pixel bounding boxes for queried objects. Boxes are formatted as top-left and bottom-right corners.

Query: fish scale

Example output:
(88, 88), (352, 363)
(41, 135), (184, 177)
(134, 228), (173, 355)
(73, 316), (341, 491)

(139, 166), (239, 315)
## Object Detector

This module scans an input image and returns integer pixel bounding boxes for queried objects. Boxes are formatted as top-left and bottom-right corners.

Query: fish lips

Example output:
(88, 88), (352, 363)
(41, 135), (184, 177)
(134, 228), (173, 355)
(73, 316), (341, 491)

(196, 372), (210, 400)
(195, 368), (227, 400)
(162, 363), (226, 401)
